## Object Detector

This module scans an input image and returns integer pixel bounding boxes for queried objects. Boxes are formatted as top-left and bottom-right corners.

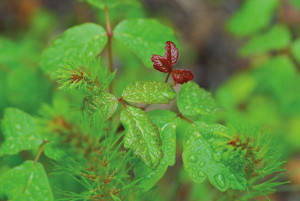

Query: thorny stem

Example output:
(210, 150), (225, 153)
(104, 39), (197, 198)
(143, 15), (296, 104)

(105, 6), (114, 91)
(33, 141), (48, 167)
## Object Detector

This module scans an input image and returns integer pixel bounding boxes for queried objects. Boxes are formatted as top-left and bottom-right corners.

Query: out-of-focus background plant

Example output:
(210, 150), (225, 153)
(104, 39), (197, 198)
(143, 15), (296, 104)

(1, 0), (300, 200)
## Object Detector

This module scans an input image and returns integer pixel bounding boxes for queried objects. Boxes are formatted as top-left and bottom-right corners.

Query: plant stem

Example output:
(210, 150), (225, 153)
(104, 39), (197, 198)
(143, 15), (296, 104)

(165, 72), (171, 82)
(177, 113), (193, 124)
(33, 141), (48, 167)
(105, 6), (114, 91)
(118, 97), (127, 108)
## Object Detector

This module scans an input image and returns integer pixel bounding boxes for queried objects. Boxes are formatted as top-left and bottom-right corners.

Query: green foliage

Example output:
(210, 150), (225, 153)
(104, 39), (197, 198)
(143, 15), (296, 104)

(83, 91), (118, 120)
(227, 0), (279, 37)
(57, 58), (116, 92)
(0, 0), (289, 200)
(0, 161), (54, 201)
(239, 24), (291, 57)
(120, 105), (163, 168)
(177, 81), (221, 116)
(182, 122), (247, 191)
(134, 110), (177, 191)
(122, 81), (176, 104)
(79, 0), (139, 9)
(0, 108), (43, 156)
(114, 19), (180, 68)
(291, 38), (300, 64)
(40, 23), (107, 78)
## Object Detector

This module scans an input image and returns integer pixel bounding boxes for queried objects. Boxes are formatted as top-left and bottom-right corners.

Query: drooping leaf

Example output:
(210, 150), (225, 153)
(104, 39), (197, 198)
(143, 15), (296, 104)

(120, 105), (163, 168)
(239, 24), (291, 57)
(171, 69), (194, 84)
(227, 0), (279, 37)
(122, 81), (176, 104)
(114, 19), (180, 68)
(291, 38), (300, 64)
(0, 161), (54, 201)
(134, 110), (177, 191)
(0, 108), (43, 156)
(79, 0), (139, 9)
(182, 122), (247, 191)
(83, 91), (118, 120)
(40, 23), (107, 78)
(177, 82), (221, 116)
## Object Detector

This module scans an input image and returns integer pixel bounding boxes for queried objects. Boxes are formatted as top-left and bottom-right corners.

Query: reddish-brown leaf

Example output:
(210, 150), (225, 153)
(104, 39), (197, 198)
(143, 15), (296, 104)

(151, 54), (172, 73)
(171, 69), (194, 84)
(165, 41), (179, 65)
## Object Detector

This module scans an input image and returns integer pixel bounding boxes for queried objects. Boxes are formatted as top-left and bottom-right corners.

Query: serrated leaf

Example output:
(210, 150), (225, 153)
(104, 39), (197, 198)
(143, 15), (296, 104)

(0, 161), (54, 201)
(0, 108), (43, 156)
(120, 105), (163, 168)
(40, 23), (107, 78)
(182, 122), (247, 191)
(291, 38), (300, 64)
(239, 24), (291, 57)
(79, 0), (139, 9)
(122, 81), (176, 104)
(177, 82), (221, 116)
(134, 110), (177, 191)
(227, 0), (279, 37)
(83, 91), (118, 120)
(114, 19), (180, 68)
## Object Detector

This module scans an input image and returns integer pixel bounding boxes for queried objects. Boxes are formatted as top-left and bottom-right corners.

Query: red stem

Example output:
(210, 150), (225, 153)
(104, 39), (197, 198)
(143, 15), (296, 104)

(165, 72), (171, 82)
(118, 97), (127, 108)
(177, 113), (193, 124)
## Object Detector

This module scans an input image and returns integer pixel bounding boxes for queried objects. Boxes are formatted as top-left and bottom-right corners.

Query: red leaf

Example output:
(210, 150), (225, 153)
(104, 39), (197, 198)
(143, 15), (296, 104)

(171, 69), (194, 84)
(165, 41), (179, 65)
(151, 54), (172, 73)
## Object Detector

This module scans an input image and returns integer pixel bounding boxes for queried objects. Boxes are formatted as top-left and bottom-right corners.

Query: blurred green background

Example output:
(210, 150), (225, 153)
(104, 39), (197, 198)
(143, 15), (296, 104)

(1, 0), (300, 200)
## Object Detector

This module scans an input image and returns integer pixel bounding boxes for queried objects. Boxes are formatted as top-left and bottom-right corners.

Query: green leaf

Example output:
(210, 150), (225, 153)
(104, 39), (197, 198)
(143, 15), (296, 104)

(134, 110), (177, 191)
(227, 0), (279, 37)
(83, 91), (118, 120)
(0, 108), (43, 156)
(239, 24), (291, 57)
(120, 105), (163, 168)
(0, 161), (54, 201)
(182, 122), (247, 191)
(79, 0), (139, 9)
(291, 38), (300, 64)
(114, 19), (180, 68)
(40, 23), (107, 78)
(122, 81), (176, 104)
(177, 82), (221, 116)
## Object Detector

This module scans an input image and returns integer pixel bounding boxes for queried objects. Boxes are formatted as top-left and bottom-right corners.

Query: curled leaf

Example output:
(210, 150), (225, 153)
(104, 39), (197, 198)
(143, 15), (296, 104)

(171, 69), (193, 84)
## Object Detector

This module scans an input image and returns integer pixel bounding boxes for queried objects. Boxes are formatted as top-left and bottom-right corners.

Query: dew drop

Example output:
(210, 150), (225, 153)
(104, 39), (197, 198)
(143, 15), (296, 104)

(213, 153), (221, 162)
(214, 173), (226, 189)
(198, 170), (205, 177)
(188, 154), (198, 162)
(186, 140), (191, 146)
(199, 161), (205, 167)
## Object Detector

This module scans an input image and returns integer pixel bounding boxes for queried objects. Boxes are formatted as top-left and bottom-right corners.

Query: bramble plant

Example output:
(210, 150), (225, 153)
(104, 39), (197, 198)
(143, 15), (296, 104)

(0, 0), (291, 200)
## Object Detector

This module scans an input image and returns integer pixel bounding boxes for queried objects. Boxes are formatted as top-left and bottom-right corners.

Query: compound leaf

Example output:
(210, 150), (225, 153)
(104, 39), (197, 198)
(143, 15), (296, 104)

(0, 161), (54, 201)
(40, 23), (107, 78)
(134, 110), (177, 191)
(177, 82), (221, 116)
(0, 108), (43, 156)
(239, 24), (291, 57)
(122, 81), (176, 104)
(227, 0), (279, 37)
(182, 122), (247, 191)
(83, 91), (118, 120)
(120, 105), (163, 168)
(114, 19), (180, 68)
